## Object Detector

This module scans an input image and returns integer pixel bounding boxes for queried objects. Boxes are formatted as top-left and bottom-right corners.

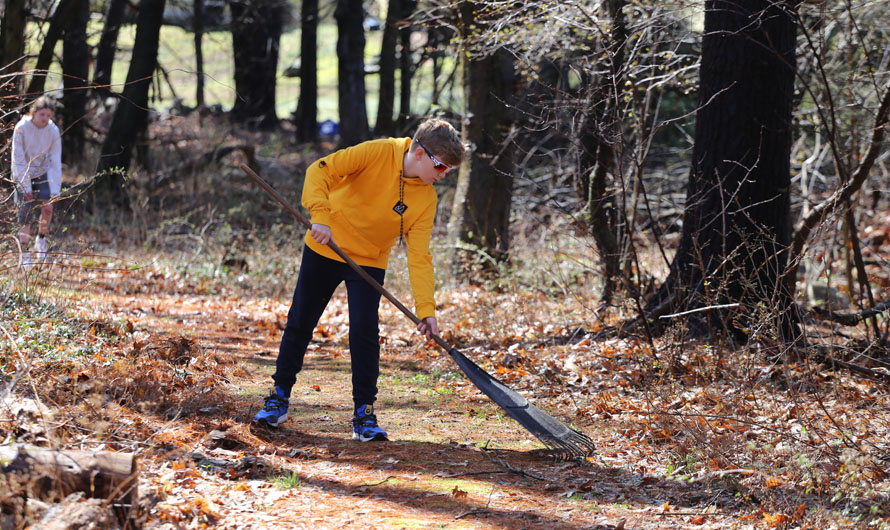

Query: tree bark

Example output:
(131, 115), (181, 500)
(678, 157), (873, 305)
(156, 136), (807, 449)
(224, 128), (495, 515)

(229, 0), (283, 130)
(95, 0), (166, 207)
(93, 0), (129, 97)
(375, 0), (400, 136)
(647, 0), (798, 340)
(447, 2), (516, 274)
(295, 0), (318, 142)
(335, 0), (369, 147)
(61, 0), (91, 164)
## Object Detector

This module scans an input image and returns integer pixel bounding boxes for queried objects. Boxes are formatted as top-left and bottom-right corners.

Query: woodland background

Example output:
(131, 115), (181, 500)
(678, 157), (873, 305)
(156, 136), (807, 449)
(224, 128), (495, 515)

(1, 0), (890, 528)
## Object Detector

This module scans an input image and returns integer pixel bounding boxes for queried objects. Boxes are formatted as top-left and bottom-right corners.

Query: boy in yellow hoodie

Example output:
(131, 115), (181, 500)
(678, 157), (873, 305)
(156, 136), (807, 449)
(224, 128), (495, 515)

(254, 119), (465, 441)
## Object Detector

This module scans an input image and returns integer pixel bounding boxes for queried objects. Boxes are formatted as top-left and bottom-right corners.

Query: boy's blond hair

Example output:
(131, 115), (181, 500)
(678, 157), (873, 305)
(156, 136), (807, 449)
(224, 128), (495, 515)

(30, 96), (56, 114)
(413, 118), (465, 167)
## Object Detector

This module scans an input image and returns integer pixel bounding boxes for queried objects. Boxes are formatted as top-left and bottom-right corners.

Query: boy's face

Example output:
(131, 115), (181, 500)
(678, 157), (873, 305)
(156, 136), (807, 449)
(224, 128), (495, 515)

(31, 108), (53, 129)
(414, 143), (455, 185)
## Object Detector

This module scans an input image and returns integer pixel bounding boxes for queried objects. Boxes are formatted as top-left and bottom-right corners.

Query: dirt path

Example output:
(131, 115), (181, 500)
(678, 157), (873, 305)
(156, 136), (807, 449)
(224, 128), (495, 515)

(14, 261), (748, 529)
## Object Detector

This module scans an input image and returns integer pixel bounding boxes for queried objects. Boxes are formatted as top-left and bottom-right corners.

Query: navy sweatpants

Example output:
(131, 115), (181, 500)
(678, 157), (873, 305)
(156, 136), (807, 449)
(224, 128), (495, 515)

(273, 245), (386, 407)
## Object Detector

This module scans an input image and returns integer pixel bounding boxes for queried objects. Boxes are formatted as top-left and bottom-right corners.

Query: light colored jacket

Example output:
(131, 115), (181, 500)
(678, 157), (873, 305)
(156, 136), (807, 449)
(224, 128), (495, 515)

(302, 137), (438, 319)
(11, 116), (63, 195)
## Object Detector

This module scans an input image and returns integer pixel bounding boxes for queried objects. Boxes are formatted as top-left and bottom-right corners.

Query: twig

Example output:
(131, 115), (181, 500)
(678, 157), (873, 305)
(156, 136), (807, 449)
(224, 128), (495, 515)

(440, 470), (512, 478)
(658, 303), (741, 320)
(362, 475), (397, 487)
(477, 447), (546, 481)
(810, 297), (890, 326)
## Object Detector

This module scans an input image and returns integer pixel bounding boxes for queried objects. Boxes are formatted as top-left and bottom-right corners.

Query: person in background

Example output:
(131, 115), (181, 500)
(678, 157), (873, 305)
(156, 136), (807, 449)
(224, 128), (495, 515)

(11, 96), (62, 265)
(253, 118), (465, 442)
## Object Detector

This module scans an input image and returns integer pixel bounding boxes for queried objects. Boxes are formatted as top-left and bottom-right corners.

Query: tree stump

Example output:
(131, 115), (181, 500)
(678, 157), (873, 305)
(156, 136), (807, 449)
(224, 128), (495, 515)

(0, 445), (138, 506)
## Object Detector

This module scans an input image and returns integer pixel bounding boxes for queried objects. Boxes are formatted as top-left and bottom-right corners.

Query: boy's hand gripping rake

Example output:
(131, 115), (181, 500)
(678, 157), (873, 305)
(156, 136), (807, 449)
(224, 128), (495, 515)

(241, 164), (595, 461)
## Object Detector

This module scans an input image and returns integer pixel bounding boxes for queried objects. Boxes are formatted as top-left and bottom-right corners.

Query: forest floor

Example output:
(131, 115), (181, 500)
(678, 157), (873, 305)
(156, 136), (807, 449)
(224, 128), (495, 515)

(3, 228), (890, 530)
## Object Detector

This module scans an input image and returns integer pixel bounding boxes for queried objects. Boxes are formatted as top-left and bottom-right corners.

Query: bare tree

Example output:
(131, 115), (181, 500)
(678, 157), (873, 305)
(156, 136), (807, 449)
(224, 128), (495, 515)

(93, 0), (129, 97)
(61, 0), (90, 163)
(295, 0), (318, 142)
(446, 2), (516, 273)
(96, 0), (167, 206)
(229, 0), (284, 130)
(647, 0), (798, 340)
(335, 0), (369, 146)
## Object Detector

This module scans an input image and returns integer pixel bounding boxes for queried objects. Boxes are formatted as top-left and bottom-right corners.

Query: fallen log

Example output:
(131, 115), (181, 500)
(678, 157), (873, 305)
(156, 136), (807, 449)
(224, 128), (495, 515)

(0, 444), (138, 506)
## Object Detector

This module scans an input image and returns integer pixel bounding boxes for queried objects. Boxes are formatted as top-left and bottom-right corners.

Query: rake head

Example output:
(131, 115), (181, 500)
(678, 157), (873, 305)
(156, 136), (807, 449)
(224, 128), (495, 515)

(448, 348), (596, 462)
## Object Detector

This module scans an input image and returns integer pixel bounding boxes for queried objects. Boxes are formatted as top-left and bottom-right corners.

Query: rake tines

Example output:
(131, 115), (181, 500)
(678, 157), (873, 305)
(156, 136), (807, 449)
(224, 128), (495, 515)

(539, 431), (598, 462)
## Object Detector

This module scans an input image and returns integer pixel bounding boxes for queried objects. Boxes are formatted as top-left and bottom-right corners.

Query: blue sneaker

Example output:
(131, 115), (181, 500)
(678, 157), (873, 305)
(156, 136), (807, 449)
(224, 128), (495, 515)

(253, 386), (289, 427)
(352, 404), (388, 442)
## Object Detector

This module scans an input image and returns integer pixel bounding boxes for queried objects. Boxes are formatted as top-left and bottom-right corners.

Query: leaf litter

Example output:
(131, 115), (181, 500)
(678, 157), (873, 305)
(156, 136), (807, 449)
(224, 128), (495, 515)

(1, 252), (889, 529)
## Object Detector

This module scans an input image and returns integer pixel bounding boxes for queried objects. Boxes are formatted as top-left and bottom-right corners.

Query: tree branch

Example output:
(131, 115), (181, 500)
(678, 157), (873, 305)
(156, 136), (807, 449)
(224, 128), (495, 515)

(785, 86), (890, 295)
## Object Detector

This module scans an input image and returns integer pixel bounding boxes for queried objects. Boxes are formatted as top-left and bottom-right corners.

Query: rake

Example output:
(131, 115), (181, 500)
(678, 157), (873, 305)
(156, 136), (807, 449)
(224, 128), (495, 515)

(241, 164), (595, 461)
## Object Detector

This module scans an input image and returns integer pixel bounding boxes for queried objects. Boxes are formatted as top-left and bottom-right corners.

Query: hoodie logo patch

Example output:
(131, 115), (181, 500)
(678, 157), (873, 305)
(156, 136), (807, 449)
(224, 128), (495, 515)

(393, 201), (407, 215)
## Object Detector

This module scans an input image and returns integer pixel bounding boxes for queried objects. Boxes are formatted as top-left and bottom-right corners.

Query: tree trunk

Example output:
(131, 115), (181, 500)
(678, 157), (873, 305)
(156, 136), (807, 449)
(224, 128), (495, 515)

(194, 0), (205, 107)
(93, 0), (128, 97)
(95, 0), (166, 207)
(26, 0), (77, 97)
(0, 0), (27, 184)
(295, 0), (318, 142)
(229, 0), (283, 130)
(397, 0), (415, 128)
(447, 3), (516, 274)
(648, 0), (798, 340)
(375, 0), (400, 136)
(576, 0), (627, 303)
(0, 0), (27, 97)
(335, 0), (369, 147)
(61, 0), (90, 164)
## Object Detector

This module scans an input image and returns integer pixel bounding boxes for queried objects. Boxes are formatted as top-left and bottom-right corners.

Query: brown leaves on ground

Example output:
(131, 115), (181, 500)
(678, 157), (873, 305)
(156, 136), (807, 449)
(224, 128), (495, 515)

(3, 256), (890, 529)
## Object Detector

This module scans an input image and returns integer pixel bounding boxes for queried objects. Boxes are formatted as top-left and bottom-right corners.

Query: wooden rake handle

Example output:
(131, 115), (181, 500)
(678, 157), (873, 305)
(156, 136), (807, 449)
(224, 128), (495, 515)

(239, 164), (450, 351)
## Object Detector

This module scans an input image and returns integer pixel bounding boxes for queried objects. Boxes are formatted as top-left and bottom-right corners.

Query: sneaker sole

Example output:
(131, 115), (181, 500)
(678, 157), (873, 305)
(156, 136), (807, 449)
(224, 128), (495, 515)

(254, 414), (287, 428)
(353, 432), (388, 442)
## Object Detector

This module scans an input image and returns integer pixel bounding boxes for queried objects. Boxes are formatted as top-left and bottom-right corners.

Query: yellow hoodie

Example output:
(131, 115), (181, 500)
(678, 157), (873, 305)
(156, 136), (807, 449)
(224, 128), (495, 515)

(302, 138), (438, 319)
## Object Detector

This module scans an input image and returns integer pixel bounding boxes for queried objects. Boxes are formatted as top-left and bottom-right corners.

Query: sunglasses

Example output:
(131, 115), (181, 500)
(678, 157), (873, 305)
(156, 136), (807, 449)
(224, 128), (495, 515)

(415, 139), (453, 172)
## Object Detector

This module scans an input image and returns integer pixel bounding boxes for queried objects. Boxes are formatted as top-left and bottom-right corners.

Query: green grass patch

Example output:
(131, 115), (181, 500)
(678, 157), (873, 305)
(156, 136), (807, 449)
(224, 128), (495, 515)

(268, 470), (302, 490)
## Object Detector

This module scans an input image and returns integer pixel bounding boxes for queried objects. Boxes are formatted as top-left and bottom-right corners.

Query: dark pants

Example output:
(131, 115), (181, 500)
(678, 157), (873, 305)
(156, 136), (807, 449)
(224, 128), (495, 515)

(16, 176), (50, 225)
(274, 245), (386, 407)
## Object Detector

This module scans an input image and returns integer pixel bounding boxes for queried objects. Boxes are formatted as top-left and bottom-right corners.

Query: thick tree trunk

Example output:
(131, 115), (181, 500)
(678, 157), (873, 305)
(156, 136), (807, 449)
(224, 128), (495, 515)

(61, 0), (90, 164)
(335, 0), (369, 147)
(93, 0), (128, 97)
(648, 0), (798, 340)
(229, 0), (283, 130)
(1, 0), (27, 189)
(375, 0), (400, 136)
(448, 3), (515, 274)
(295, 0), (318, 142)
(95, 0), (166, 207)
(0, 0), (26, 96)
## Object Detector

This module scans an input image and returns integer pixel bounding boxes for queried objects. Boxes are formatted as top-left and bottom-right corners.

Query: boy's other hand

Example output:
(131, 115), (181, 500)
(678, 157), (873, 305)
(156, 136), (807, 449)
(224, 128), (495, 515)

(417, 317), (438, 339)
(310, 223), (333, 245)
